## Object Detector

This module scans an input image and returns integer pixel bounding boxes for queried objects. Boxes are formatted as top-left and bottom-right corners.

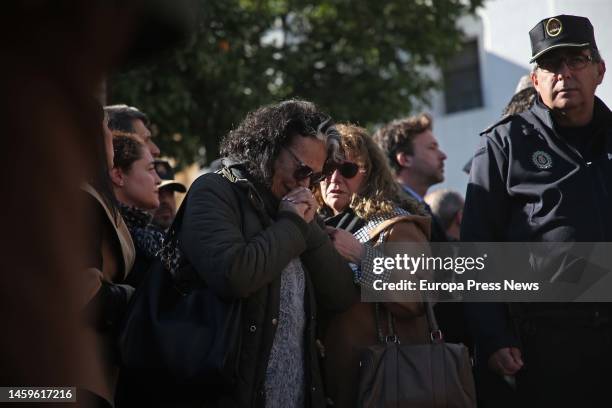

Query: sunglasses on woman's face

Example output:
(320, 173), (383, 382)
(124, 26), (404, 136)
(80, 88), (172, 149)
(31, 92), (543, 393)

(284, 147), (326, 184)
(322, 160), (365, 179)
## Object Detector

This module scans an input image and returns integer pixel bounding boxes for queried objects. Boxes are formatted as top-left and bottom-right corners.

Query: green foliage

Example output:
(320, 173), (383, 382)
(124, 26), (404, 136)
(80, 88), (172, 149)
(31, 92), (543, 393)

(110, 0), (482, 167)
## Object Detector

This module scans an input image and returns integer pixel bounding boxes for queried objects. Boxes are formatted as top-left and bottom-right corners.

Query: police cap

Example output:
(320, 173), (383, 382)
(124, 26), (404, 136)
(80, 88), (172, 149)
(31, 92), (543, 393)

(529, 15), (597, 63)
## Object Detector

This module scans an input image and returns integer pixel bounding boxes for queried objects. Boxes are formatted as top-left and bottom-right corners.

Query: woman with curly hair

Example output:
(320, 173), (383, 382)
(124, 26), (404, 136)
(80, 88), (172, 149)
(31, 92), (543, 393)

(317, 124), (432, 408)
(170, 99), (357, 407)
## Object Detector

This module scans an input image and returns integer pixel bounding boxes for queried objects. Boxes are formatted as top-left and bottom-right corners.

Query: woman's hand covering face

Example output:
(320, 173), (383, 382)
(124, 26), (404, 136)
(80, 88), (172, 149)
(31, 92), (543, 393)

(279, 187), (319, 223)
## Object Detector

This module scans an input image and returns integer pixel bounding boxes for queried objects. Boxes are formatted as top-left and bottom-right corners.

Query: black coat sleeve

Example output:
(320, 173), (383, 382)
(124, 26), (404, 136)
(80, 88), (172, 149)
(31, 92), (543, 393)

(178, 174), (313, 300)
(461, 134), (510, 242)
(461, 134), (520, 363)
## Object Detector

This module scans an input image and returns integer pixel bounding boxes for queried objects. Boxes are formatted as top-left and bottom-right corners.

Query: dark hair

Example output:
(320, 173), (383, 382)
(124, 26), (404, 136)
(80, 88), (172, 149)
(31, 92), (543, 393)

(113, 134), (146, 172)
(220, 99), (341, 186)
(372, 113), (433, 173)
(104, 104), (150, 133)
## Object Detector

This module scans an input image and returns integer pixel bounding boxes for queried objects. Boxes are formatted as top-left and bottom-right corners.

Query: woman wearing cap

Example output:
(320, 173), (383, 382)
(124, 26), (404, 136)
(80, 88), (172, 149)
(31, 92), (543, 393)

(162, 100), (357, 406)
(110, 134), (162, 287)
(317, 124), (431, 408)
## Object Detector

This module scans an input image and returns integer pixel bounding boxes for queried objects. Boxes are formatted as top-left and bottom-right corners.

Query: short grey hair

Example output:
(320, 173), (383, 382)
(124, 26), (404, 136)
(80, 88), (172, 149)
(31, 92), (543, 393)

(425, 189), (464, 230)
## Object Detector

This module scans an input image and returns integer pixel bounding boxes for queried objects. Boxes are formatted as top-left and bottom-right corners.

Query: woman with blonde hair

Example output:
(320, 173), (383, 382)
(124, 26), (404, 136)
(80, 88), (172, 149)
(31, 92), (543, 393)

(317, 124), (431, 408)
(81, 106), (136, 407)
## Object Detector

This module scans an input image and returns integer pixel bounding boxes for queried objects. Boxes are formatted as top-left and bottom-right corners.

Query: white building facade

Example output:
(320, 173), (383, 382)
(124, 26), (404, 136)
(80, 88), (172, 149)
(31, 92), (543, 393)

(427, 0), (612, 195)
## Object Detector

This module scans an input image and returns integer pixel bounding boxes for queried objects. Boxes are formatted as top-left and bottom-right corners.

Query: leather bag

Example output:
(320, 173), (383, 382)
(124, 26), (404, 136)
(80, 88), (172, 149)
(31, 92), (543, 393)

(357, 302), (476, 408)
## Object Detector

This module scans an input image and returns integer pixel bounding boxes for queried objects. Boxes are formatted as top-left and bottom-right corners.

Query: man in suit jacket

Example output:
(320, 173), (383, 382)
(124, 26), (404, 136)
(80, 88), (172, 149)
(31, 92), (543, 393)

(373, 113), (448, 241)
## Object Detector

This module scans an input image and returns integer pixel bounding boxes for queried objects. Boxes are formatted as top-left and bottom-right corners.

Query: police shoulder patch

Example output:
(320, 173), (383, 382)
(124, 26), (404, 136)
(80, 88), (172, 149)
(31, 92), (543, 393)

(532, 150), (553, 169)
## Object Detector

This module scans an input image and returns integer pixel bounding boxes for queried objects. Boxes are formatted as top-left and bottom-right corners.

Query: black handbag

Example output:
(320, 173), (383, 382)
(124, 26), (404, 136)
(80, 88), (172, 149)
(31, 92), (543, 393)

(118, 173), (242, 390)
(357, 302), (477, 408)
(118, 260), (242, 387)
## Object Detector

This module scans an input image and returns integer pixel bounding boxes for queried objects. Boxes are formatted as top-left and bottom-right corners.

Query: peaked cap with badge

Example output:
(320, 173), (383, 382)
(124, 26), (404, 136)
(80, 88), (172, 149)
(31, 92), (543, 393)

(529, 14), (597, 62)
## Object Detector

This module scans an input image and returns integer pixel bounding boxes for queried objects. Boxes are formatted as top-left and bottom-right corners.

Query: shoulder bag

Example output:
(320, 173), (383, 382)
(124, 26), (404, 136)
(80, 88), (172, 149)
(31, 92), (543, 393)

(357, 302), (477, 408)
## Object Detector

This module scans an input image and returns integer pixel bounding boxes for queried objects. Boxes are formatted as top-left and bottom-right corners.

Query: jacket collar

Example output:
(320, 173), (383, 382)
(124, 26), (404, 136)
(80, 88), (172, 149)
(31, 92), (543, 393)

(221, 159), (280, 220)
(531, 95), (612, 130)
(530, 95), (612, 156)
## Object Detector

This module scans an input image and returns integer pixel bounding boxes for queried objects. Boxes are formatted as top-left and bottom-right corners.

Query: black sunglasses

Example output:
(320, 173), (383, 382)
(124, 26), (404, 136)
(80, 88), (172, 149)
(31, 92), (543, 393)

(284, 147), (326, 184)
(322, 160), (364, 179)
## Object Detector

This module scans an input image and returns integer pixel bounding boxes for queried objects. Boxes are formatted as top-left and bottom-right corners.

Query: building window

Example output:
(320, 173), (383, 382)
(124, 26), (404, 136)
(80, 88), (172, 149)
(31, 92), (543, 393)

(443, 40), (483, 114)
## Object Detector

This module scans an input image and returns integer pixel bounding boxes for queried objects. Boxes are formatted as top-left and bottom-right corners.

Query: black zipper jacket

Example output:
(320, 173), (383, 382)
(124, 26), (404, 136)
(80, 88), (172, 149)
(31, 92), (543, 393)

(463, 96), (612, 243)
(461, 96), (612, 362)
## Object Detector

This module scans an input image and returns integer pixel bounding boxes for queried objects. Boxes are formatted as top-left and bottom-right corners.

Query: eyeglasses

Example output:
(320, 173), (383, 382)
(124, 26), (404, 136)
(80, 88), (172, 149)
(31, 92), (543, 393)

(537, 54), (593, 72)
(322, 160), (366, 179)
(283, 147), (326, 184)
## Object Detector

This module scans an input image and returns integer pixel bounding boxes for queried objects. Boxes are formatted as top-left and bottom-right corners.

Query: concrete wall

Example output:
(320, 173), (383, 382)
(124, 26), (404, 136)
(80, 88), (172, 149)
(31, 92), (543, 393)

(428, 0), (612, 196)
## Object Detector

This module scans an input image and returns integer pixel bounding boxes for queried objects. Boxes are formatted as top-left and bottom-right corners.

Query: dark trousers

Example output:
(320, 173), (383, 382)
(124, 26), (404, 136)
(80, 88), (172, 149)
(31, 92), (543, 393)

(514, 320), (612, 407)
(476, 322), (612, 407)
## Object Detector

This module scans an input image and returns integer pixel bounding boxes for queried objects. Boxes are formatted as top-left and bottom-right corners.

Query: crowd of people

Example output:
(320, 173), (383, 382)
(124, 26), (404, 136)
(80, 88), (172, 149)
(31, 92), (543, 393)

(88, 96), (454, 407)
(3, 8), (611, 408)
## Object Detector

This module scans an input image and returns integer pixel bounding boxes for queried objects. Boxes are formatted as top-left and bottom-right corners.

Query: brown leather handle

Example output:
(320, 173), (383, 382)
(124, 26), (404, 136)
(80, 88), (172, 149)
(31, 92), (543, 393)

(424, 301), (444, 343)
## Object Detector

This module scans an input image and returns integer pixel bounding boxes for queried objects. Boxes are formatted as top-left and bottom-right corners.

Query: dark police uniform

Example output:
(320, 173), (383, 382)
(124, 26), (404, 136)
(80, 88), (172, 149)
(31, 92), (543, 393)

(462, 14), (612, 407)
(464, 96), (612, 243)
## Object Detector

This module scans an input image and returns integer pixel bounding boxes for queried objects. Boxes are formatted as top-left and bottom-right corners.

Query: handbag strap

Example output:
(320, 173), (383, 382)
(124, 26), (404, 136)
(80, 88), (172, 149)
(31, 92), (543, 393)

(219, 165), (273, 228)
(374, 303), (399, 344)
(164, 166), (272, 257)
(170, 165), (266, 225)
(424, 301), (444, 344)
(163, 181), (191, 248)
(159, 179), (193, 278)
(367, 216), (414, 241)
(162, 166), (274, 294)
(374, 301), (444, 344)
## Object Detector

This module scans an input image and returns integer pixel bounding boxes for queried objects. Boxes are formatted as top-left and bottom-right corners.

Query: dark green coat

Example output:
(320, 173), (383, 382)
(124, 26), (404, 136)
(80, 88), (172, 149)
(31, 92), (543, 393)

(179, 170), (358, 407)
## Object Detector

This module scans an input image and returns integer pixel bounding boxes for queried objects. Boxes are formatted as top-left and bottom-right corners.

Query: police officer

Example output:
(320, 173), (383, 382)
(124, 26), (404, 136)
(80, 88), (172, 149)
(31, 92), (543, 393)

(462, 15), (612, 406)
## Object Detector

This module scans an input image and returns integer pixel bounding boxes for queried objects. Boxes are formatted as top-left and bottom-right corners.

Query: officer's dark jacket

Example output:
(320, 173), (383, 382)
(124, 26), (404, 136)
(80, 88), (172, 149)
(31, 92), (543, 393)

(461, 96), (612, 360)
(463, 96), (612, 243)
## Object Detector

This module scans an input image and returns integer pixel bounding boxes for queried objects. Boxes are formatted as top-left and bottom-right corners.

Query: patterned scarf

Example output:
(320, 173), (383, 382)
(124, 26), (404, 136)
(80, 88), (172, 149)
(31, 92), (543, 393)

(118, 203), (165, 260)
